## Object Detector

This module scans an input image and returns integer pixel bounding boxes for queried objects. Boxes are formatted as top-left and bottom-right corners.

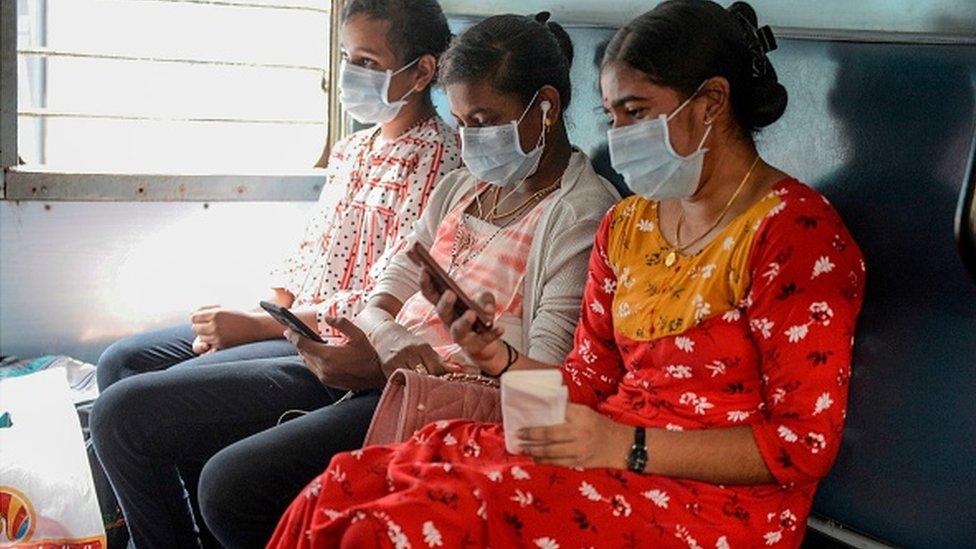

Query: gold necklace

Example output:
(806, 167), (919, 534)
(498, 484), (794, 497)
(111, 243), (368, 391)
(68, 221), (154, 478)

(488, 178), (561, 222)
(664, 156), (760, 268)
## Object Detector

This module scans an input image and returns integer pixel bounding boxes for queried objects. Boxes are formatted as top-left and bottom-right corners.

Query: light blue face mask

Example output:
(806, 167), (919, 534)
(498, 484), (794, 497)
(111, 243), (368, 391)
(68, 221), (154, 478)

(460, 91), (546, 187)
(338, 58), (419, 124)
(607, 84), (712, 200)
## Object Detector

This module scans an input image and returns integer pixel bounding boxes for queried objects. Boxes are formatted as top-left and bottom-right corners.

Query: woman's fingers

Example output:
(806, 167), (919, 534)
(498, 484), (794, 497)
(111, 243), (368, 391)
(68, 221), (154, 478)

(477, 292), (496, 316)
(518, 424), (576, 444)
(434, 290), (457, 326)
(518, 440), (579, 460)
(418, 269), (442, 305)
(191, 321), (216, 336)
(324, 316), (366, 344)
(189, 307), (219, 324)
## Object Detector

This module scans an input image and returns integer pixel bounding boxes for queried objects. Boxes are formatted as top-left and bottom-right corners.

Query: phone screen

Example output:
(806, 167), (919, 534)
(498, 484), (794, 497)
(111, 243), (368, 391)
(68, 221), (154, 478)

(259, 301), (325, 343)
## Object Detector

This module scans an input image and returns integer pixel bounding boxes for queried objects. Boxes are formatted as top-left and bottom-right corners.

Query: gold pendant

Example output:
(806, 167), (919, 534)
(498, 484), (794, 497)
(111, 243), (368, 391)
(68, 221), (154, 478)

(664, 251), (677, 268)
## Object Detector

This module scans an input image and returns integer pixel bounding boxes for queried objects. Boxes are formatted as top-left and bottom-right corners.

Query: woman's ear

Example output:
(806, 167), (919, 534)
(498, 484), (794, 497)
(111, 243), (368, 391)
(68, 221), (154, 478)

(412, 54), (438, 93)
(698, 76), (731, 127)
(537, 85), (562, 127)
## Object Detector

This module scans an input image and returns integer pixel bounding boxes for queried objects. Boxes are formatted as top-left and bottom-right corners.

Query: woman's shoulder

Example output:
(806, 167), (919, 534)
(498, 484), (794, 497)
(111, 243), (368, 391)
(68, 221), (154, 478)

(547, 151), (623, 226)
(750, 177), (864, 267)
(421, 166), (479, 215)
(405, 116), (460, 151)
(757, 178), (852, 232)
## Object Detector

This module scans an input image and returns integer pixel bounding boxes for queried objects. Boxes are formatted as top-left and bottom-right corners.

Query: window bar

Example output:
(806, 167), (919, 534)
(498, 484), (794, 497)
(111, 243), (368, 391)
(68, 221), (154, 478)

(125, 0), (329, 14)
(17, 47), (326, 74)
(17, 109), (324, 125)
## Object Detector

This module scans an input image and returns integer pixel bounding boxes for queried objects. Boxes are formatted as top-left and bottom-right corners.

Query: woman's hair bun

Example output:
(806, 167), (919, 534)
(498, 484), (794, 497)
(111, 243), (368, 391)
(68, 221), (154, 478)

(749, 69), (788, 128)
(727, 1), (758, 29)
(532, 12), (573, 66)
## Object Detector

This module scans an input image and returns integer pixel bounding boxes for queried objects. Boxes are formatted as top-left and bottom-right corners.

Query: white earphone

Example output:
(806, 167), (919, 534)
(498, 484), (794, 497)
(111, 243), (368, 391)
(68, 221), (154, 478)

(540, 100), (552, 127)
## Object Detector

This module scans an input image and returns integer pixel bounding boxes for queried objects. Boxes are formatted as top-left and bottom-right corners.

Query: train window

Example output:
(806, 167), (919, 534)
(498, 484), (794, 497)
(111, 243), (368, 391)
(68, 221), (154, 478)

(2, 0), (333, 200)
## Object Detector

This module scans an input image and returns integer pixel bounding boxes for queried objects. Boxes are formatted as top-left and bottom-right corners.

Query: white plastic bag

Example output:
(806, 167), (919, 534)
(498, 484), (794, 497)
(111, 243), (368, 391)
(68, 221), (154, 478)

(0, 369), (106, 548)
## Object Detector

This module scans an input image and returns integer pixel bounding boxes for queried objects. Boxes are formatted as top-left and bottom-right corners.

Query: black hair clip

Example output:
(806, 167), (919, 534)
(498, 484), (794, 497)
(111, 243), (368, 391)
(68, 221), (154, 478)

(756, 25), (777, 54)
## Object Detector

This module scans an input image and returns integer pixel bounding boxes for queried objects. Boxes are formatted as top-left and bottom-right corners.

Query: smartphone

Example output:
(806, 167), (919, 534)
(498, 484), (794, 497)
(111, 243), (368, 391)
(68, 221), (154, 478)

(259, 301), (325, 343)
(407, 242), (493, 334)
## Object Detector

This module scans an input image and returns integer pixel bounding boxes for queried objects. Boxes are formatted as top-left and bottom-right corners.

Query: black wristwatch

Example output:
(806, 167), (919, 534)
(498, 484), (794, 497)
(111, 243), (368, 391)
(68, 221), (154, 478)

(627, 427), (648, 473)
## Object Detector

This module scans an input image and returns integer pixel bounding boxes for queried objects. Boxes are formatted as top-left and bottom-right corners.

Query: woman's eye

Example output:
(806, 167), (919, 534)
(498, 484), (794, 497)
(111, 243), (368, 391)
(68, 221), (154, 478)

(626, 108), (646, 119)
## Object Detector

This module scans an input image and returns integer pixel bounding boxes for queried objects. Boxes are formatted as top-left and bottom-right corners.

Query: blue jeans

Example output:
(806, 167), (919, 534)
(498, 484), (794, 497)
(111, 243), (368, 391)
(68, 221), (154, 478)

(90, 326), (377, 548)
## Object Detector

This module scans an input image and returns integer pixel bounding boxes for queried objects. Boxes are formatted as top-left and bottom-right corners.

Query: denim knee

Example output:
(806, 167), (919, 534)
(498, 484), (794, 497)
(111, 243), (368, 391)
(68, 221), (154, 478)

(96, 336), (143, 391)
(198, 444), (255, 540)
(89, 378), (155, 464)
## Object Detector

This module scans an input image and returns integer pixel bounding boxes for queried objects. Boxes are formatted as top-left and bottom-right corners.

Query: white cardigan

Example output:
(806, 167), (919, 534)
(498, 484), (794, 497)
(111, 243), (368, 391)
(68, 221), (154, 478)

(371, 150), (621, 365)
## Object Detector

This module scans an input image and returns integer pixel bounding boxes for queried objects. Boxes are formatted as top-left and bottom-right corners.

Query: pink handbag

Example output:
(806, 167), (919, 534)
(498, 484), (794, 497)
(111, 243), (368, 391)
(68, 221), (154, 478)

(364, 368), (502, 446)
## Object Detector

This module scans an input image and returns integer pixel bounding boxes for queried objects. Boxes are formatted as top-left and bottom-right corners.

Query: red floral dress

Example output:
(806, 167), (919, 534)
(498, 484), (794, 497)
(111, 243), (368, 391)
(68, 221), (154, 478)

(268, 179), (865, 548)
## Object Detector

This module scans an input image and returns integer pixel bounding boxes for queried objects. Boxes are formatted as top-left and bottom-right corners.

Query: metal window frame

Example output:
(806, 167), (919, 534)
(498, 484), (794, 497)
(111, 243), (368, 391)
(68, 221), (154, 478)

(0, 0), (345, 202)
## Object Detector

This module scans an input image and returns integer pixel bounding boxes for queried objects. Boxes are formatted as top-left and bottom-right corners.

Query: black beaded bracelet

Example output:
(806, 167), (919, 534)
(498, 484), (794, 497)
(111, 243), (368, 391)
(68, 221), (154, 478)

(483, 341), (519, 378)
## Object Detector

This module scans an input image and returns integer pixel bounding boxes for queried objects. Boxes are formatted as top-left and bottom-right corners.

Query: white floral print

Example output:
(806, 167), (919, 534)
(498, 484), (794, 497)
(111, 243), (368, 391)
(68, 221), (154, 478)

(727, 410), (752, 422)
(510, 489), (534, 508)
(579, 481), (603, 502)
(679, 392), (715, 415)
(750, 318), (774, 339)
(675, 336), (695, 353)
(510, 466), (531, 480)
(812, 256), (834, 279)
(813, 392), (834, 415)
(785, 324), (809, 343)
(534, 538), (560, 549)
(643, 489), (671, 509)
(422, 521), (443, 547)
(777, 425), (798, 442)
(665, 365), (693, 379)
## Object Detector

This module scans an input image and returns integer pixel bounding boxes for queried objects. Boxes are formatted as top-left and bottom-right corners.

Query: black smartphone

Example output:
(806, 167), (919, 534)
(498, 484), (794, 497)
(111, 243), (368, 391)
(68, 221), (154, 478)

(259, 301), (325, 343)
(406, 242), (493, 334)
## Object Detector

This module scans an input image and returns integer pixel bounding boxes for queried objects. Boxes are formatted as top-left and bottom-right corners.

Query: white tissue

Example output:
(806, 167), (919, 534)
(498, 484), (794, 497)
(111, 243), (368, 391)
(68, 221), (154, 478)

(501, 369), (569, 454)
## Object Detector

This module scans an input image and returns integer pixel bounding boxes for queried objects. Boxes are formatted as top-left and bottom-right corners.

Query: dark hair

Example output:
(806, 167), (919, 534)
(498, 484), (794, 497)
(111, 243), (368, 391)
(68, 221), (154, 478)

(341, 0), (452, 85)
(603, 0), (787, 134)
(439, 11), (575, 109)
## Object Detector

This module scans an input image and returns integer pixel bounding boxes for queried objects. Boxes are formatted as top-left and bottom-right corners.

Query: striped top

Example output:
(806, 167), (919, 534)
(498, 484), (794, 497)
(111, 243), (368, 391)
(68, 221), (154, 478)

(269, 116), (461, 340)
(396, 184), (557, 365)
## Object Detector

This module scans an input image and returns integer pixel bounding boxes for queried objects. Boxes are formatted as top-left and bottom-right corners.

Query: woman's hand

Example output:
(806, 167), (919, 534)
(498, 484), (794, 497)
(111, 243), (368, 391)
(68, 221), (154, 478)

(516, 403), (630, 469)
(284, 316), (386, 390)
(368, 319), (455, 377)
(191, 335), (215, 355)
(419, 269), (506, 374)
(190, 306), (271, 351)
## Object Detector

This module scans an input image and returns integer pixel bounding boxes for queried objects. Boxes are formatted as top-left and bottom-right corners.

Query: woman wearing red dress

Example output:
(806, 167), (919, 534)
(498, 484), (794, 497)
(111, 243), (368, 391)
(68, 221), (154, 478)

(269, 2), (866, 547)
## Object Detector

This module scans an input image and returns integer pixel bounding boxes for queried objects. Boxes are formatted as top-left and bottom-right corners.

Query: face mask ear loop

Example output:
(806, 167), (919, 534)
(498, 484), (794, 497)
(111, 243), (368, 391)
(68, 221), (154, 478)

(383, 57), (421, 106)
(696, 123), (713, 152)
(666, 81), (708, 122)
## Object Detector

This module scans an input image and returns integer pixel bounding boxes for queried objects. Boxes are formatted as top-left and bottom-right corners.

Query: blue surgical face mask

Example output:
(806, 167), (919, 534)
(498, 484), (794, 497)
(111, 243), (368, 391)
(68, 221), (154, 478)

(338, 58), (418, 124)
(460, 91), (546, 187)
(607, 83), (712, 200)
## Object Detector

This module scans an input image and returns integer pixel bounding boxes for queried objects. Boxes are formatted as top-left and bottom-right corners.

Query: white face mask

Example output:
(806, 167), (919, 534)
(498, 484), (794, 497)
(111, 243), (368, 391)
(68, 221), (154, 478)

(607, 83), (712, 200)
(460, 91), (546, 187)
(338, 58), (418, 124)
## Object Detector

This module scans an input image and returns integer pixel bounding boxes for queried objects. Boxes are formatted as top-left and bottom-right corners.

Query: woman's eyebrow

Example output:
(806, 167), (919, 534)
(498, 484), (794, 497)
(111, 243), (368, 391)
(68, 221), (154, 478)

(347, 46), (381, 56)
(610, 95), (648, 108)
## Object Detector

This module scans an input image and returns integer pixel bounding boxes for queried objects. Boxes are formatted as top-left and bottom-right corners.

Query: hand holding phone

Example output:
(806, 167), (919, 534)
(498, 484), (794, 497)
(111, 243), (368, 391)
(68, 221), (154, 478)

(406, 243), (493, 334)
(259, 301), (325, 343)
